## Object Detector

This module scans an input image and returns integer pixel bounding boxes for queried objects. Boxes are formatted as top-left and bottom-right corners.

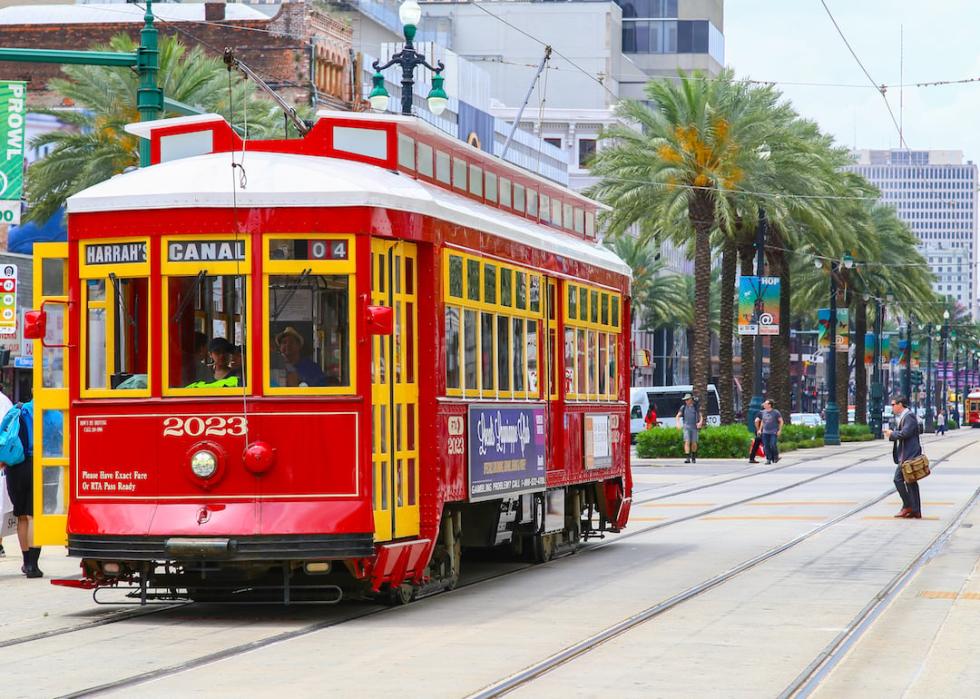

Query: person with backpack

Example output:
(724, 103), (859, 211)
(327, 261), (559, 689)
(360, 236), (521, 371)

(0, 400), (42, 578)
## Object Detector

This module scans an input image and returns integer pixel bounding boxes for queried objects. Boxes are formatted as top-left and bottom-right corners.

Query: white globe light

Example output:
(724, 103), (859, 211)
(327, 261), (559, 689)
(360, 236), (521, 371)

(190, 450), (217, 479)
(399, 0), (422, 27)
(368, 92), (389, 112)
(427, 94), (448, 116)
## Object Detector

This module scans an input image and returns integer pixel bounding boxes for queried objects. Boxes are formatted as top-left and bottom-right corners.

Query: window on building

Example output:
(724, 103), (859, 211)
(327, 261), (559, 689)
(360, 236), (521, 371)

(578, 138), (597, 168)
(544, 137), (563, 150)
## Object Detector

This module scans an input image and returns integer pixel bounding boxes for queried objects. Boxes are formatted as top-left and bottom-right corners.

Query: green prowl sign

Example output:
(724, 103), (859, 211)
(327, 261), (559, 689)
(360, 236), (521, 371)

(0, 81), (26, 225)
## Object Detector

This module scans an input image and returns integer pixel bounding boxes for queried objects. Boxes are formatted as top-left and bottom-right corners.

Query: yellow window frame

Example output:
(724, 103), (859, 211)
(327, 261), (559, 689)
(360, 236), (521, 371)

(161, 234), (253, 397)
(262, 233), (357, 396)
(78, 237), (151, 399)
(442, 249), (544, 399)
(564, 280), (622, 402)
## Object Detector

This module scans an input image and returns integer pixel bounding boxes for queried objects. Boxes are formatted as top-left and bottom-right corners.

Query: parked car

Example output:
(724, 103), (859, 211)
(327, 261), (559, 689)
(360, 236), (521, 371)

(790, 412), (823, 427)
(630, 385), (722, 442)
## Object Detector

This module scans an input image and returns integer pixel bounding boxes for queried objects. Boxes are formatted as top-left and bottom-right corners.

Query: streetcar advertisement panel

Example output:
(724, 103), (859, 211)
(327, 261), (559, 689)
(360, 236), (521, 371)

(467, 405), (546, 502)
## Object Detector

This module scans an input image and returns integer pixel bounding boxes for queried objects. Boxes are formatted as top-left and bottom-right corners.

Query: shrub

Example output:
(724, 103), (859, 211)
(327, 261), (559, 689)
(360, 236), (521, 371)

(635, 427), (684, 458)
(635, 425), (753, 459)
(796, 438), (824, 449)
(814, 424), (825, 438)
(840, 423), (872, 442)
(780, 440), (798, 452)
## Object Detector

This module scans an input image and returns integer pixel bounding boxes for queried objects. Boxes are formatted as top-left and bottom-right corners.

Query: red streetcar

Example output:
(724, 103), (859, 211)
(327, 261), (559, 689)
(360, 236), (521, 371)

(27, 111), (633, 603)
(966, 390), (980, 428)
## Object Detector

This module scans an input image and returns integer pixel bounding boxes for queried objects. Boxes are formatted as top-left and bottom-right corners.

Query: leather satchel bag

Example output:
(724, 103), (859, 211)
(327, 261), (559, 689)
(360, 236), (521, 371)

(901, 454), (930, 484)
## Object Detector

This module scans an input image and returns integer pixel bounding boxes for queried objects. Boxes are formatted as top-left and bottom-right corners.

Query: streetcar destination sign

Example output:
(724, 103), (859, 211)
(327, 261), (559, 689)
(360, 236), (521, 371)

(85, 242), (147, 265)
(168, 240), (246, 262)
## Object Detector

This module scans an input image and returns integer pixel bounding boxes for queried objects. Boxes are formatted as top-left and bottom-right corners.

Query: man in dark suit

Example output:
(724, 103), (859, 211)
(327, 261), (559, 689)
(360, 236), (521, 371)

(883, 395), (922, 519)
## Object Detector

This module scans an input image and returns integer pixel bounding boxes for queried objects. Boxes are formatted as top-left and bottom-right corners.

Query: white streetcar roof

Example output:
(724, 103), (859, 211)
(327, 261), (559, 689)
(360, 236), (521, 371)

(67, 151), (630, 278)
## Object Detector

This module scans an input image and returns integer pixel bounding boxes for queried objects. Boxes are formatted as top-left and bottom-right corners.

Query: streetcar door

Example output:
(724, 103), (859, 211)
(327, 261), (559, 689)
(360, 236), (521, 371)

(31, 243), (70, 546)
(370, 240), (420, 541)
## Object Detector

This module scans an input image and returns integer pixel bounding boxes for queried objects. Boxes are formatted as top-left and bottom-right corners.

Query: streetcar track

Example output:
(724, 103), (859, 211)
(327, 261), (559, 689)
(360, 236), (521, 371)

(56, 438), (974, 697)
(0, 437), (887, 652)
(465, 439), (976, 698)
(781, 481), (980, 698)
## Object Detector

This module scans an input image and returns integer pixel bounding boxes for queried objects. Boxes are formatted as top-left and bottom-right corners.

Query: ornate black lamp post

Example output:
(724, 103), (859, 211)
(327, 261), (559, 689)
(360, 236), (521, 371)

(368, 0), (448, 117)
(821, 254), (852, 446)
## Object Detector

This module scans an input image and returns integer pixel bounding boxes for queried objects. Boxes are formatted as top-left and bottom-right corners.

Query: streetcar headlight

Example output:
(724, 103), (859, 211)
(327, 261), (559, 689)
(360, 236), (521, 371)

(190, 450), (218, 479)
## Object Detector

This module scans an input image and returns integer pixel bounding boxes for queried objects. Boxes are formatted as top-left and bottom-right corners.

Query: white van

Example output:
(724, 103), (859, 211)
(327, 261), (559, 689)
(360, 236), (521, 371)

(630, 384), (722, 441)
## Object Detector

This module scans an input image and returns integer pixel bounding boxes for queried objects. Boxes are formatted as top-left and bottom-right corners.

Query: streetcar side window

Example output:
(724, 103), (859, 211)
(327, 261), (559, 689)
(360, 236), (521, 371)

(563, 280), (622, 401)
(79, 239), (151, 397)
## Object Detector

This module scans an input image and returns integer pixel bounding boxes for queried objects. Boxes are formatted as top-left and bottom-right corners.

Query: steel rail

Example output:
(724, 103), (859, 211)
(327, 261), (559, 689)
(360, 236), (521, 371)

(781, 482), (980, 698)
(466, 439), (976, 699)
(46, 436), (974, 696)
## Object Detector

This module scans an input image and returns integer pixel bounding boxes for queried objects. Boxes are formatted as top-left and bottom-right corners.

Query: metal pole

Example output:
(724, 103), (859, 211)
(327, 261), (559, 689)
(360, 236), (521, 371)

(954, 345), (960, 427)
(501, 46), (551, 160)
(745, 209), (766, 433)
(940, 322), (948, 422)
(825, 263), (840, 445)
(136, 0), (162, 168)
(924, 329), (934, 432)
(870, 300), (884, 438)
(903, 317), (912, 399)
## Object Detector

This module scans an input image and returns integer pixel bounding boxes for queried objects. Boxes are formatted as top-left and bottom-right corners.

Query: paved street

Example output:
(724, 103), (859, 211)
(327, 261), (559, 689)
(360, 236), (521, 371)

(2, 430), (978, 698)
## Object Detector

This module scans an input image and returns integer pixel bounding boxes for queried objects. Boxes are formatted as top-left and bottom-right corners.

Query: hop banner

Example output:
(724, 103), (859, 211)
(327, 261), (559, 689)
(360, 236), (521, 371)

(0, 81), (26, 225)
(881, 335), (891, 363)
(864, 332), (875, 365)
(737, 276), (780, 336)
(817, 308), (848, 351)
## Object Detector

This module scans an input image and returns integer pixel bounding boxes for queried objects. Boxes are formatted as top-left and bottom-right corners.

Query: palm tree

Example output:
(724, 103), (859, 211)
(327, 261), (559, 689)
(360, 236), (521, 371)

(590, 71), (772, 420)
(26, 34), (286, 223)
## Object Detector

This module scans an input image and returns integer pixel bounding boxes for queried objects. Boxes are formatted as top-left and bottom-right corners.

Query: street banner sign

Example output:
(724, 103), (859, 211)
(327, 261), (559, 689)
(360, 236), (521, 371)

(817, 308), (848, 351)
(0, 81), (26, 226)
(881, 335), (891, 363)
(864, 332), (874, 364)
(738, 276), (780, 336)
(0, 263), (16, 335)
(911, 339), (920, 369)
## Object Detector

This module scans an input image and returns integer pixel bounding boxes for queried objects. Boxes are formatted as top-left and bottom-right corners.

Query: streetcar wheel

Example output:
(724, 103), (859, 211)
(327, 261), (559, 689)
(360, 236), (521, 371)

(533, 533), (556, 563)
(388, 583), (416, 606)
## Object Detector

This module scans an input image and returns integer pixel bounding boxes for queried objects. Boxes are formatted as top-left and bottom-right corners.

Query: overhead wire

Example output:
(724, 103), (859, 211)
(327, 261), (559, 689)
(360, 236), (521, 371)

(818, 0), (909, 149)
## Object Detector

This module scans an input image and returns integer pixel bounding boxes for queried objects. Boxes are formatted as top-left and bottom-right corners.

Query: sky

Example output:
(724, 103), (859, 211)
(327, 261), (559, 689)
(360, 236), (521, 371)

(725, 0), (980, 164)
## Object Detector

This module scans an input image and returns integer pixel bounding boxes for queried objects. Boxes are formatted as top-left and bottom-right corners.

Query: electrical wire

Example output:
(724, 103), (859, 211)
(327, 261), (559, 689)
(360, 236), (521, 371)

(818, 0), (908, 149)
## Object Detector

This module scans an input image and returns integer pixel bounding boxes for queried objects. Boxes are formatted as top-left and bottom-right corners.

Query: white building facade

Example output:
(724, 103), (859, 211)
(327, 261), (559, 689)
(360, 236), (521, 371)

(846, 149), (978, 318)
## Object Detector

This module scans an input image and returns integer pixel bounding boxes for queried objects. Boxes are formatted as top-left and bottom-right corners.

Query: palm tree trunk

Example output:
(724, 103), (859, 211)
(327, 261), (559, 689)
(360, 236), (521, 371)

(718, 238), (736, 424)
(854, 300), (868, 424)
(738, 240), (755, 417)
(767, 242), (791, 420)
(690, 194), (714, 421)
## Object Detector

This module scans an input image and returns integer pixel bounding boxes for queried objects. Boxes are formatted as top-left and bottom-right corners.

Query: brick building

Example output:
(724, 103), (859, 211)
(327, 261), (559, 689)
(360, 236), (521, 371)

(0, 2), (354, 109)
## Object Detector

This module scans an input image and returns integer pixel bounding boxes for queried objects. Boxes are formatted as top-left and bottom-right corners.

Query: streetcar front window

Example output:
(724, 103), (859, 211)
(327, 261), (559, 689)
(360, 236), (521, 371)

(263, 235), (356, 395)
(79, 239), (151, 397)
(84, 277), (150, 393)
(267, 275), (350, 389)
(167, 274), (248, 391)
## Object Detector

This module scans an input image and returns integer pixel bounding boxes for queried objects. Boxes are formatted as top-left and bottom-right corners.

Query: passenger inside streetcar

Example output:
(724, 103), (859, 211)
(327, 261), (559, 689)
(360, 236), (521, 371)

(267, 271), (350, 389)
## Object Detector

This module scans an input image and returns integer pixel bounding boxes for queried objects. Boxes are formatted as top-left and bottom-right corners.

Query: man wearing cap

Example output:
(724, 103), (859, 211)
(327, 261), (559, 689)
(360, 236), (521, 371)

(275, 327), (327, 388)
(675, 393), (704, 463)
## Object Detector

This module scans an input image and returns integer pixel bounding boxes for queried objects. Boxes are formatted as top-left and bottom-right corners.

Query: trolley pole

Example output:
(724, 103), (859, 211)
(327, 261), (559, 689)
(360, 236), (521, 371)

(824, 262), (840, 446)
(924, 327), (934, 433)
(869, 299), (884, 439)
(902, 317), (912, 400)
(745, 209), (766, 434)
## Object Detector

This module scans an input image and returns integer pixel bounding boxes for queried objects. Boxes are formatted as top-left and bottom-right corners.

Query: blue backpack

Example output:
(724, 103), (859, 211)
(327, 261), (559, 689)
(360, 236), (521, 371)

(0, 403), (26, 465)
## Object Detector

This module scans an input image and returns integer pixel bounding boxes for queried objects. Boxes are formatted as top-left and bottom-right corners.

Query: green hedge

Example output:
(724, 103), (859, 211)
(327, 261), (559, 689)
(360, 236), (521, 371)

(796, 438), (824, 449)
(840, 424), (872, 442)
(635, 425), (753, 459)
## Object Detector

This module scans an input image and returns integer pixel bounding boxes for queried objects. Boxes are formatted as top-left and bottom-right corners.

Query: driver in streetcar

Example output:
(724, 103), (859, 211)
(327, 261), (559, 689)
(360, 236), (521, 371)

(184, 337), (242, 388)
(273, 326), (327, 387)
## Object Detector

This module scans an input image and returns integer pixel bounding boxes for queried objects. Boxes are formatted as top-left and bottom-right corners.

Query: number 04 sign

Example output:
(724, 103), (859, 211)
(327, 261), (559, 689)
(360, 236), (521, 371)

(0, 264), (17, 336)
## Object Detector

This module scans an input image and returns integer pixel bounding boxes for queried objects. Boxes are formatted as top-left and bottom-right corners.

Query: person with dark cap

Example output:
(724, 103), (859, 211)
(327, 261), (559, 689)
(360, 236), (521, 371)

(184, 337), (241, 388)
(274, 327), (327, 387)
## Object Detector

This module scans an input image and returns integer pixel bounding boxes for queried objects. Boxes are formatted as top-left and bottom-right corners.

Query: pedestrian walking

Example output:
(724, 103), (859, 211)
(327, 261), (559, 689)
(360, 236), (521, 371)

(884, 396), (922, 519)
(0, 400), (42, 577)
(644, 404), (658, 430)
(0, 386), (12, 559)
(675, 393), (703, 463)
(935, 408), (946, 435)
(754, 399), (784, 465)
